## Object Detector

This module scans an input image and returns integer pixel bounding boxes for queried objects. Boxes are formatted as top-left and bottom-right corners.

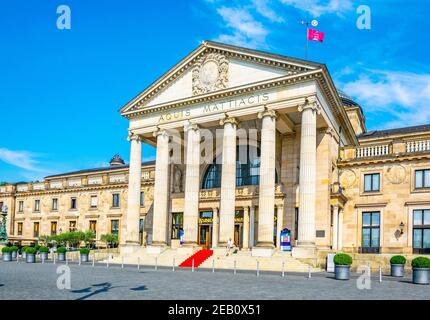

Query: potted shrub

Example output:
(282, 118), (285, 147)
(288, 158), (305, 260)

(57, 247), (67, 261)
(10, 246), (18, 260)
(412, 257), (430, 285)
(25, 247), (37, 263)
(334, 253), (353, 280)
(21, 246), (28, 259)
(390, 255), (406, 277)
(80, 248), (90, 263)
(2, 247), (12, 262)
(39, 246), (49, 261)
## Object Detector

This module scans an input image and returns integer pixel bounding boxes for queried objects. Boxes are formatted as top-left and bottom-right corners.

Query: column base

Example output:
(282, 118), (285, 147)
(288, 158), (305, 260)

(292, 246), (316, 259)
(146, 244), (167, 255)
(120, 243), (142, 255)
(251, 247), (274, 257)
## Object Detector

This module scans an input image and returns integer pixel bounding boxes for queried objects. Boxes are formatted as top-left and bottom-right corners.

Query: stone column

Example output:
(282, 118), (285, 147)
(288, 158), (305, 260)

(151, 129), (170, 246)
(124, 133), (142, 247)
(297, 100), (320, 247)
(243, 206), (250, 250)
(249, 206), (255, 247)
(212, 207), (219, 248)
(338, 209), (343, 250)
(183, 123), (200, 246)
(218, 116), (238, 247)
(276, 205), (284, 249)
(332, 205), (339, 251)
(256, 109), (277, 248)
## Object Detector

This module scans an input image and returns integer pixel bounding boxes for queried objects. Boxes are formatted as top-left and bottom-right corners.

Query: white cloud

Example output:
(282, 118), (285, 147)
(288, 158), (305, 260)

(215, 6), (270, 49)
(340, 70), (430, 129)
(280, 0), (353, 17)
(0, 148), (46, 172)
(253, 0), (285, 23)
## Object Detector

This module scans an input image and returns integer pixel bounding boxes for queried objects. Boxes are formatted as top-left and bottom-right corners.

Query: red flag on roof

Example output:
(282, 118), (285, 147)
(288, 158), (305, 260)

(308, 28), (325, 42)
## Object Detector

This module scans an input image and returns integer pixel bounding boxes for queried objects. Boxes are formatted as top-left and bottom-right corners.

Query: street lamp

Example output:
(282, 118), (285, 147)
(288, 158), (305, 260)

(0, 204), (8, 242)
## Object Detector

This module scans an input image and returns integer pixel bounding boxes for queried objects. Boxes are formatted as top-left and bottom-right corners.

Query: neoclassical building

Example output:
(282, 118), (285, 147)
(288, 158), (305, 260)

(1, 41), (429, 259)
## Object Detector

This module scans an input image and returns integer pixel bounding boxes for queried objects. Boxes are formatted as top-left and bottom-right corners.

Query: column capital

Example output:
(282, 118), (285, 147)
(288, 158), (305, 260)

(127, 132), (142, 142)
(184, 121), (199, 132)
(153, 127), (168, 138)
(298, 99), (321, 115)
(220, 114), (239, 127)
(258, 107), (277, 120)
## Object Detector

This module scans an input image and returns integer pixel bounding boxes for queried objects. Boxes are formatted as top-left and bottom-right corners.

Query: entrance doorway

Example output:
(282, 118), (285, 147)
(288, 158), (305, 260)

(198, 225), (211, 250)
(234, 210), (244, 248)
(198, 211), (213, 250)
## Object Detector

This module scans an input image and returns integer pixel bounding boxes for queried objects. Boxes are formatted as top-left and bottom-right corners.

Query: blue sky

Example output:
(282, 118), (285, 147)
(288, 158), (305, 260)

(0, 0), (429, 182)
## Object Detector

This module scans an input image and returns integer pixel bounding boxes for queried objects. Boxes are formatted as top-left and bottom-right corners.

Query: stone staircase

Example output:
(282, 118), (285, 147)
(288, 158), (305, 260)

(109, 248), (321, 273)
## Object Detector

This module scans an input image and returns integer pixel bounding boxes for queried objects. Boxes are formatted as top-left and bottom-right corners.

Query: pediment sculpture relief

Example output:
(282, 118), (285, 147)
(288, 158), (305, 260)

(192, 53), (229, 95)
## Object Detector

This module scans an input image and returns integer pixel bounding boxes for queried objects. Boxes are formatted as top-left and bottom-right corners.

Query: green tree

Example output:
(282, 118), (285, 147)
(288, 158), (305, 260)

(100, 233), (118, 249)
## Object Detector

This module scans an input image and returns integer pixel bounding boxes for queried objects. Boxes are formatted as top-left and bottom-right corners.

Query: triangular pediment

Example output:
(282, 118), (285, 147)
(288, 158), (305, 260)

(120, 41), (322, 116)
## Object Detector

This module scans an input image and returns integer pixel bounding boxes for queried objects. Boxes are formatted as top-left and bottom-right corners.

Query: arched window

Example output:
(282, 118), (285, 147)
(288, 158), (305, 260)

(201, 145), (277, 189)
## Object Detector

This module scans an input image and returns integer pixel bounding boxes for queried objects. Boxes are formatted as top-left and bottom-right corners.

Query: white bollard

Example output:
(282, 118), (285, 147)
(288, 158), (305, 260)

(92, 254), (95, 267)
(53, 254), (56, 264)
(212, 259), (215, 273)
(79, 254), (81, 266)
(256, 261), (260, 277)
(16, 255), (19, 263)
(172, 258), (175, 272)
(234, 260), (237, 275)
(107, 255), (109, 268)
(191, 258), (195, 272)
(308, 265), (312, 279)
(66, 256), (68, 265)
(121, 257), (124, 270)
(137, 257), (140, 270)
(282, 261), (285, 278)
(155, 256), (158, 271)
(42, 255), (45, 264)
(379, 266), (382, 283)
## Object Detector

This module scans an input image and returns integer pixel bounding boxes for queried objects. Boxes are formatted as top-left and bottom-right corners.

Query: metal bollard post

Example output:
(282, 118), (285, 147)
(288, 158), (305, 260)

(107, 255), (109, 268)
(79, 254), (81, 266)
(212, 259), (215, 273)
(53, 253), (56, 264)
(42, 255), (45, 264)
(155, 256), (158, 271)
(17, 255), (19, 263)
(234, 260), (237, 275)
(379, 266), (382, 283)
(66, 256), (68, 265)
(256, 261), (260, 277)
(137, 257), (140, 270)
(282, 261), (285, 278)
(308, 265), (312, 279)
(172, 258), (175, 272)
(191, 259), (195, 272)
(121, 257), (124, 270)
(92, 254), (95, 267)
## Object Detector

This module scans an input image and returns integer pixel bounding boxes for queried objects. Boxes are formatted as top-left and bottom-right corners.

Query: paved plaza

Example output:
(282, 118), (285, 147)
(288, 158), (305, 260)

(0, 260), (429, 300)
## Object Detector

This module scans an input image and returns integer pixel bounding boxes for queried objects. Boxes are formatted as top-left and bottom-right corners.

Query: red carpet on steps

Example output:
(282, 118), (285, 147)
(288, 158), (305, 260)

(179, 250), (214, 268)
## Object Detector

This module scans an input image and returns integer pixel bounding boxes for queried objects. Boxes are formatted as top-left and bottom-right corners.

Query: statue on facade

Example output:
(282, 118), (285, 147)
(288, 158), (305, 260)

(173, 166), (183, 193)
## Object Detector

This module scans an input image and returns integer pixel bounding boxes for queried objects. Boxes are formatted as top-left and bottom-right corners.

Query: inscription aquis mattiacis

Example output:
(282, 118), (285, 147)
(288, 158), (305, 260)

(157, 92), (270, 123)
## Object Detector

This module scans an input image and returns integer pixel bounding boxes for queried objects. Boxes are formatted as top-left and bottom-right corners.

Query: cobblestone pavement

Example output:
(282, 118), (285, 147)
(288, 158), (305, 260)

(0, 260), (428, 300)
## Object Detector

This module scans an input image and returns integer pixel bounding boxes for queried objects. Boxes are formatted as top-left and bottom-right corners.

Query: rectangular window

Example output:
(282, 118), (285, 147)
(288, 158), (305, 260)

(364, 173), (380, 192)
(112, 194), (120, 208)
(51, 221), (58, 236)
(413, 209), (430, 254)
(69, 220), (77, 232)
(70, 197), (77, 210)
(18, 201), (24, 213)
(361, 211), (380, 253)
(171, 212), (183, 240)
(90, 220), (97, 236)
(52, 198), (58, 211)
(415, 169), (430, 189)
(140, 192), (145, 207)
(17, 222), (23, 236)
(90, 195), (98, 208)
(34, 200), (40, 212)
(33, 222), (39, 238)
(111, 220), (119, 236)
